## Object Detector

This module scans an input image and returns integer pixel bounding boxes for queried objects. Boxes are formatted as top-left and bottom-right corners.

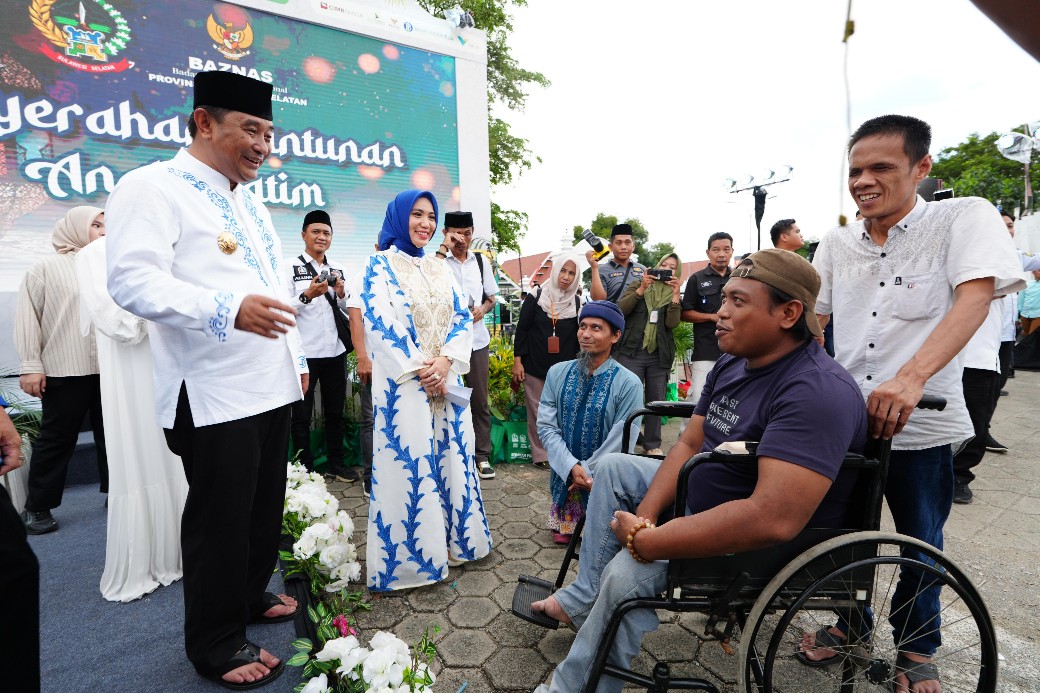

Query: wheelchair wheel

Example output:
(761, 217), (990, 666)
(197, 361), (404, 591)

(737, 531), (998, 692)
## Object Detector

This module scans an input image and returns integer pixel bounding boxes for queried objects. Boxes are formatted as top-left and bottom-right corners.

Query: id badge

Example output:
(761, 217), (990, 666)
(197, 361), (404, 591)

(547, 335), (560, 353)
(649, 310), (659, 324)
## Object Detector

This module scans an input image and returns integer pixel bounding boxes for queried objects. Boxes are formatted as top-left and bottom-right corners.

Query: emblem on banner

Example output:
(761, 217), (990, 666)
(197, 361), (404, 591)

(29, 0), (133, 73)
(206, 10), (254, 61)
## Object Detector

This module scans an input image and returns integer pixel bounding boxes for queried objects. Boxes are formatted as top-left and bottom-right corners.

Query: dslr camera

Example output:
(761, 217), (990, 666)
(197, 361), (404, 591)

(647, 268), (673, 281)
(318, 269), (338, 287)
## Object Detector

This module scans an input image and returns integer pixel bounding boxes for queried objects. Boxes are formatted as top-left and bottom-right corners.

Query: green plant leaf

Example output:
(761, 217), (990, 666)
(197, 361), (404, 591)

(291, 637), (313, 652)
(285, 652), (311, 668)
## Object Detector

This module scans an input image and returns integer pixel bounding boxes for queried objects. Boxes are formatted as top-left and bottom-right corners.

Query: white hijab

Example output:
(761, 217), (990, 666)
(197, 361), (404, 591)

(536, 250), (584, 320)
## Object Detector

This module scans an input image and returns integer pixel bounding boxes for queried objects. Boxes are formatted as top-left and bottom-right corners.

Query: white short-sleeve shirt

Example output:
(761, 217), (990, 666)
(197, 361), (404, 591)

(813, 196), (1025, 450)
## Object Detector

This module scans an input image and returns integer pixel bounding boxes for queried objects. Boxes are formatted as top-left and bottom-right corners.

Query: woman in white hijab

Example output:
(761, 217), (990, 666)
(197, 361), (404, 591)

(76, 219), (188, 601)
(512, 250), (585, 472)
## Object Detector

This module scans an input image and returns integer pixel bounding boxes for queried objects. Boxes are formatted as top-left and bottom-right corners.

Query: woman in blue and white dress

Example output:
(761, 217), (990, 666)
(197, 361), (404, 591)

(360, 189), (492, 591)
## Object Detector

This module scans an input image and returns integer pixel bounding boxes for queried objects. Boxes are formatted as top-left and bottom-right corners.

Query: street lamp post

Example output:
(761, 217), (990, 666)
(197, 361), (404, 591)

(723, 166), (793, 250)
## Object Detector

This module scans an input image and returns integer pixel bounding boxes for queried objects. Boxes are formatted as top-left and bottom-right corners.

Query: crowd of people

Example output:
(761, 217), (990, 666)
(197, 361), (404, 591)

(0, 69), (1030, 693)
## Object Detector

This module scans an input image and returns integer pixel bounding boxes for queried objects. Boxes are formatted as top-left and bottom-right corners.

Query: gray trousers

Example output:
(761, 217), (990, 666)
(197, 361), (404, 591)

(614, 351), (669, 450)
(464, 345), (491, 462)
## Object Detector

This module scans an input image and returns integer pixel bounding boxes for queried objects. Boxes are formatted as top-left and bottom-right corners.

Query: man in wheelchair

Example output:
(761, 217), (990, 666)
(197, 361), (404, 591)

(531, 249), (869, 693)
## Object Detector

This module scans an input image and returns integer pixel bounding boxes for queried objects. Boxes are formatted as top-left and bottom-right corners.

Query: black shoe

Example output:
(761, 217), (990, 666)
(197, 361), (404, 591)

(953, 482), (973, 505)
(363, 477), (372, 496)
(985, 435), (1008, 454)
(324, 462), (359, 482)
(22, 509), (58, 534)
(999, 389), (1009, 397)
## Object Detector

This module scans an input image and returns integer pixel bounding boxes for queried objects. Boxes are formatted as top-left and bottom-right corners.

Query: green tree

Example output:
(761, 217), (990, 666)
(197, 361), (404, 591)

(930, 130), (1039, 214)
(417, 1), (550, 253)
(641, 241), (676, 269)
(571, 213), (650, 261)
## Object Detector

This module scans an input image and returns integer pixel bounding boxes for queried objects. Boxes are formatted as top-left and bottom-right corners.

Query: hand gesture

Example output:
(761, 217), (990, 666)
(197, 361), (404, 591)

(20, 373), (46, 398)
(609, 510), (645, 548)
(356, 353), (373, 385)
(568, 463), (592, 492)
(419, 356), (450, 398)
(512, 358), (525, 385)
(0, 410), (24, 476)
(667, 276), (681, 297)
(305, 275), (329, 299)
(866, 375), (924, 440)
(331, 270), (346, 299)
(585, 249), (599, 268)
(235, 295), (297, 339)
(470, 305), (485, 323)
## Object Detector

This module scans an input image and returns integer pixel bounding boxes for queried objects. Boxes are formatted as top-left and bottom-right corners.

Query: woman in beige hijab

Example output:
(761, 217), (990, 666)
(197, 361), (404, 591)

(14, 206), (109, 534)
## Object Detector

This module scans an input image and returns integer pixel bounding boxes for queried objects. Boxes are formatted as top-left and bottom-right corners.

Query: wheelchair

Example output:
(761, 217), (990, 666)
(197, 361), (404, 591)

(512, 398), (998, 692)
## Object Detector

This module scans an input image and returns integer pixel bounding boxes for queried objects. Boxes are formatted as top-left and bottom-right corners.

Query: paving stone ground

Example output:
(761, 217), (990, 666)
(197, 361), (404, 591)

(327, 370), (1040, 692)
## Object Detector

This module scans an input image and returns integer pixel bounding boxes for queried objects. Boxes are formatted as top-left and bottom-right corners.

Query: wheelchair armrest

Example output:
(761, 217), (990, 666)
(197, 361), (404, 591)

(644, 400), (698, 418)
(622, 401), (699, 452)
(673, 449), (758, 519)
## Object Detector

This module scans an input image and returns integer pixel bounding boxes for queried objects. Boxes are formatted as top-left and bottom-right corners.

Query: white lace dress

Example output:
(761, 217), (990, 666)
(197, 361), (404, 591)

(360, 248), (492, 591)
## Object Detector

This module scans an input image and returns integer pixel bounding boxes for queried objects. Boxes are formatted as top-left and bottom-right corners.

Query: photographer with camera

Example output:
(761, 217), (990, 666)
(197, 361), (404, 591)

(587, 224), (646, 303)
(287, 210), (357, 481)
(614, 253), (683, 455)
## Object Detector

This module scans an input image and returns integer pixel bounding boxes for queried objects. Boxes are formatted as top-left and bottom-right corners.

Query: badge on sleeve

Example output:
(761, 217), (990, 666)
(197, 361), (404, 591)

(217, 231), (238, 255)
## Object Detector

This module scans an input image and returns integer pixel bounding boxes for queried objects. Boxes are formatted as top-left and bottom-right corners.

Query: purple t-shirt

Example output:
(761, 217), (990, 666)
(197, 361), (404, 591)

(690, 340), (867, 528)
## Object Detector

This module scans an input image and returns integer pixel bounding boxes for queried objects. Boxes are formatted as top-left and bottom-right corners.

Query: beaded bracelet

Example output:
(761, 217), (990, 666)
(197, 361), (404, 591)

(626, 518), (655, 564)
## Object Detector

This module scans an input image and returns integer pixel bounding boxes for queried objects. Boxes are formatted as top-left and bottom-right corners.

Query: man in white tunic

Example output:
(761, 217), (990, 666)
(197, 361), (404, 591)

(106, 72), (307, 689)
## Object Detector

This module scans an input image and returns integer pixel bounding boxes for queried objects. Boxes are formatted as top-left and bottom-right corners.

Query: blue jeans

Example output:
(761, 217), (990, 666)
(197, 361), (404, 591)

(836, 444), (953, 656)
(541, 453), (669, 693)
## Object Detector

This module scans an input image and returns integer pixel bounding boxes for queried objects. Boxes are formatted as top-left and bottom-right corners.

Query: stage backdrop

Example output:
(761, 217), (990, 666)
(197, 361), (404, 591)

(0, 0), (490, 369)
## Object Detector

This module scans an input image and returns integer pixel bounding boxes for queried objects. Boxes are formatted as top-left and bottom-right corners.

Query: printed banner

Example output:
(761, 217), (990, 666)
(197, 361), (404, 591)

(0, 0), (461, 290)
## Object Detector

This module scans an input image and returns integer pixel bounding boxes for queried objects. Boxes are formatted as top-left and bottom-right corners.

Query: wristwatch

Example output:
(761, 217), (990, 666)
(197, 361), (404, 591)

(298, 292), (311, 304)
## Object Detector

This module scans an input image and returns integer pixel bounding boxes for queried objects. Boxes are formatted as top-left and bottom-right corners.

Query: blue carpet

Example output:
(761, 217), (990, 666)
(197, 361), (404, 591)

(28, 484), (303, 692)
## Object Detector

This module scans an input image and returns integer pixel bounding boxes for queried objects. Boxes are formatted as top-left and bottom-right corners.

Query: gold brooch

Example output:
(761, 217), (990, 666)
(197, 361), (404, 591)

(217, 231), (238, 255)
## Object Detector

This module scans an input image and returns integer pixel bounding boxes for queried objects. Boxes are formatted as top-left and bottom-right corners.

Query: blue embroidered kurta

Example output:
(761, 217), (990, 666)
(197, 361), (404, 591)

(360, 248), (492, 591)
(536, 358), (643, 532)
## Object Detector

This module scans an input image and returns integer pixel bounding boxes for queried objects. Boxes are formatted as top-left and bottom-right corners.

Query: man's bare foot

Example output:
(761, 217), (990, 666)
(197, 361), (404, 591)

(222, 648), (279, 684)
(531, 595), (571, 626)
(893, 652), (941, 693)
(262, 593), (298, 619)
(798, 626), (846, 663)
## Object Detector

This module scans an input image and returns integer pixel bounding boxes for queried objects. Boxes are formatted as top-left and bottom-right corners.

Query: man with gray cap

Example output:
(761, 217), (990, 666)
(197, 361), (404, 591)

(106, 71), (306, 688)
(288, 209), (357, 482)
(530, 250), (867, 693)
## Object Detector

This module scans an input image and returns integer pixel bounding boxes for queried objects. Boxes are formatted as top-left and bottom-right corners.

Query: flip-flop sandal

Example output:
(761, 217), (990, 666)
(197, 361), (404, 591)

(795, 627), (846, 667)
(533, 460), (549, 469)
(202, 642), (285, 690)
(250, 592), (301, 624)
(893, 652), (940, 691)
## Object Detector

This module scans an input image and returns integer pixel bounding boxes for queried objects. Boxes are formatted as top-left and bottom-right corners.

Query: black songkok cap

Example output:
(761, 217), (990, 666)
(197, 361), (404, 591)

(444, 211), (474, 228)
(611, 223), (634, 237)
(303, 210), (332, 230)
(193, 71), (273, 121)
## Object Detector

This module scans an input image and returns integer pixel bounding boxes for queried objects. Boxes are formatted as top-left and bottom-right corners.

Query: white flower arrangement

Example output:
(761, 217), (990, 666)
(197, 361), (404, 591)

(291, 629), (436, 692)
(282, 461), (362, 595)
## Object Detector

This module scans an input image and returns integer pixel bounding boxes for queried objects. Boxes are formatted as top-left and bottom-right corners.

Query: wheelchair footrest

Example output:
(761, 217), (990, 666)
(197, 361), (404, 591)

(511, 575), (560, 629)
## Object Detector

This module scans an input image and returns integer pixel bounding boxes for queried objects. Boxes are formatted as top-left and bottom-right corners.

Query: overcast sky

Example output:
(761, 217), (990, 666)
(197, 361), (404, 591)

(490, 0), (1040, 266)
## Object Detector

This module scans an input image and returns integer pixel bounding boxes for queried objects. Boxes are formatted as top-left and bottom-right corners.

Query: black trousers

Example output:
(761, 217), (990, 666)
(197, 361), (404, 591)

(0, 485), (40, 691)
(290, 355), (346, 468)
(953, 367), (1000, 485)
(25, 374), (108, 511)
(998, 340), (1013, 391)
(359, 379), (373, 482)
(164, 385), (290, 674)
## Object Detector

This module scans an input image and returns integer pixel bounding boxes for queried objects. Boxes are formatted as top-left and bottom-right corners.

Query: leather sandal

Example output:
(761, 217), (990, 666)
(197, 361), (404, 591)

(795, 627), (847, 667)
(202, 642), (284, 690)
(893, 652), (940, 691)
(249, 592), (300, 624)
